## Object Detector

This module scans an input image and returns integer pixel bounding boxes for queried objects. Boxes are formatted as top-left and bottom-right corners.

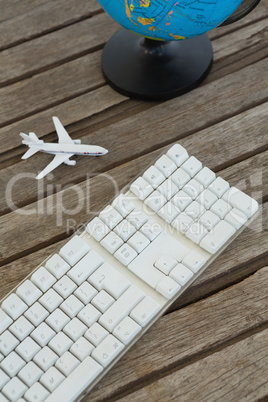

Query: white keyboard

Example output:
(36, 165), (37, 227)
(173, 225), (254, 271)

(0, 144), (259, 402)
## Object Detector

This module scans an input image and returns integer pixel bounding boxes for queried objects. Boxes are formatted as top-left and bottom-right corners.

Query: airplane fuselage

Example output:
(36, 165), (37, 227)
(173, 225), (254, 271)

(30, 143), (107, 156)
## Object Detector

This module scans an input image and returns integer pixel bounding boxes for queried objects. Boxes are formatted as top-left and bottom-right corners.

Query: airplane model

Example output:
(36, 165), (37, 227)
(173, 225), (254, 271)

(20, 116), (108, 179)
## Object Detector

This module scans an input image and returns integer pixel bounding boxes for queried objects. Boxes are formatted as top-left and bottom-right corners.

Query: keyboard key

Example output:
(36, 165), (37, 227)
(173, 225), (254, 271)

(70, 337), (94, 361)
(170, 263), (194, 286)
(40, 366), (65, 392)
(128, 258), (165, 289)
(55, 351), (80, 376)
(86, 217), (110, 241)
(158, 178), (178, 200)
(182, 252), (206, 273)
(156, 277), (181, 299)
(24, 382), (49, 402)
(77, 305), (101, 327)
(185, 201), (205, 220)
(85, 323), (109, 347)
(130, 177), (154, 200)
(112, 194), (135, 217)
(126, 209), (148, 229)
(154, 254), (178, 275)
(170, 168), (190, 189)
(143, 166), (165, 189)
(24, 302), (49, 326)
(185, 222), (208, 244)
(158, 201), (180, 223)
(46, 309), (70, 332)
(114, 244), (138, 266)
(171, 213), (193, 234)
(127, 231), (150, 253)
(0, 368), (9, 389)
(53, 276), (77, 299)
(48, 332), (73, 356)
(99, 205), (123, 229)
(44, 356), (103, 401)
(222, 187), (259, 218)
(89, 263), (131, 299)
(200, 220), (236, 254)
(18, 361), (43, 387)
(74, 282), (98, 304)
(100, 231), (124, 254)
(166, 144), (189, 166)
(197, 189), (218, 209)
(0, 331), (19, 356)
(45, 254), (70, 279)
(130, 297), (161, 327)
(181, 156), (202, 177)
(1, 294), (27, 320)
(195, 167), (216, 187)
(1, 351), (25, 377)
(155, 155), (177, 177)
(91, 334), (124, 367)
(198, 210), (220, 231)
(171, 190), (192, 211)
(60, 295), (84, 318)
(210, 199), (231, 219)
(39, 288), (63, 313)
(16, 280), (42, 306)
(59, 235), (90, 266)
(0, 310), (13, 335)
(144, 190), (167, 212)
(98, 286), (145, 332)
(224, 208), (247, 230)
(31, 323), (56, 347)
(33, 346), (58, 371)
(16, 337), (41, 363)
(183, 179), (204, 199)
(67, 251), (103, 285)
(91, 290), (115, 313)
(2, 377), (27, 401)
(63, 318), (87, 342)
(209, 177), (230, 198)
(114, 219), (136, 241)
(113, 316), (141, 345)
(31, 267), (56, 292)
(9, 316), (34, 341)
(140, 219), (162, 241)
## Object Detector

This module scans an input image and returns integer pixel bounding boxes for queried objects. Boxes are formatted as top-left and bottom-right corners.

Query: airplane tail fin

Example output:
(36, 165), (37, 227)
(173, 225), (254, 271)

(20, 132), (44, 159)
(20, 132), (44, 145)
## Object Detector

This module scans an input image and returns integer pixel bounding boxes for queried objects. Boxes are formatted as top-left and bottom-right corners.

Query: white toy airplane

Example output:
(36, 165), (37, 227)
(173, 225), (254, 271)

(20, 116), (108, 179)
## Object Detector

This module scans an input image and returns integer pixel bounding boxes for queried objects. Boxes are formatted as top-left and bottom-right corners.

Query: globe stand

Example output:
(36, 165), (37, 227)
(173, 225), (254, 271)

(101, 28), (213, 101)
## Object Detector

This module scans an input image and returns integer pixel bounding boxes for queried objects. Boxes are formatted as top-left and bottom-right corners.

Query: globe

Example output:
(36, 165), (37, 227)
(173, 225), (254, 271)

(98, 0), (261, 99)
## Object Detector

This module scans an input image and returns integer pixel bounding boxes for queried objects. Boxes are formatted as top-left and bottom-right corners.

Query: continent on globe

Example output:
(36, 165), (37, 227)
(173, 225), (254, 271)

(98, 0), (245, 41)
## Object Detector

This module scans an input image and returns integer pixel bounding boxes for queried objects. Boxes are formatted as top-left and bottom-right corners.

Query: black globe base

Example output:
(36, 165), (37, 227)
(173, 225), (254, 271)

(101, 29), (213, 101)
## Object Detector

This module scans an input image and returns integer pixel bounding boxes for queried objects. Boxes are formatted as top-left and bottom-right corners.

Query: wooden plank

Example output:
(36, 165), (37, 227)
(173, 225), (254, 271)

(0, 96), (267, 216)
(0, 0), (48, 23)
(0, 0), (101, 50)
(0, 13), (266, 88)
(115, 326), (268, 402)
(82, 267), (268, 400)
(0, 20), (267, 128)
(0, 145), (266, 266)
(0, 13), (120, 87)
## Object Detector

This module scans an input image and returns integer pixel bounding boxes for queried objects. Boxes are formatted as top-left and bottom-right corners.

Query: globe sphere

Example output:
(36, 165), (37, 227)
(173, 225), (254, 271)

(98, 0), (244, 41)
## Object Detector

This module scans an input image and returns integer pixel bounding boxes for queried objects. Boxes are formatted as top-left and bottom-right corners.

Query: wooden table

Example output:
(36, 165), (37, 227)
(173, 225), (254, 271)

(0, 1), (267, 400)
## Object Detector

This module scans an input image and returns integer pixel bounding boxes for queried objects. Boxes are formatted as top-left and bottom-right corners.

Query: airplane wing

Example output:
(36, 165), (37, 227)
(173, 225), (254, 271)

(36, 153), (74, 179)
(52, 116), (74, 144)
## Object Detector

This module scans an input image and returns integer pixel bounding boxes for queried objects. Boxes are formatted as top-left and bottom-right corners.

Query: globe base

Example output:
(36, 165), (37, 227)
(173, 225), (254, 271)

(101, 29), (213, 101)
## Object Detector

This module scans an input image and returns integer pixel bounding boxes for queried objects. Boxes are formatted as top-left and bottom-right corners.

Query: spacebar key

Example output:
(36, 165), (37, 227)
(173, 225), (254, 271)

(45, 356), (103, 402)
